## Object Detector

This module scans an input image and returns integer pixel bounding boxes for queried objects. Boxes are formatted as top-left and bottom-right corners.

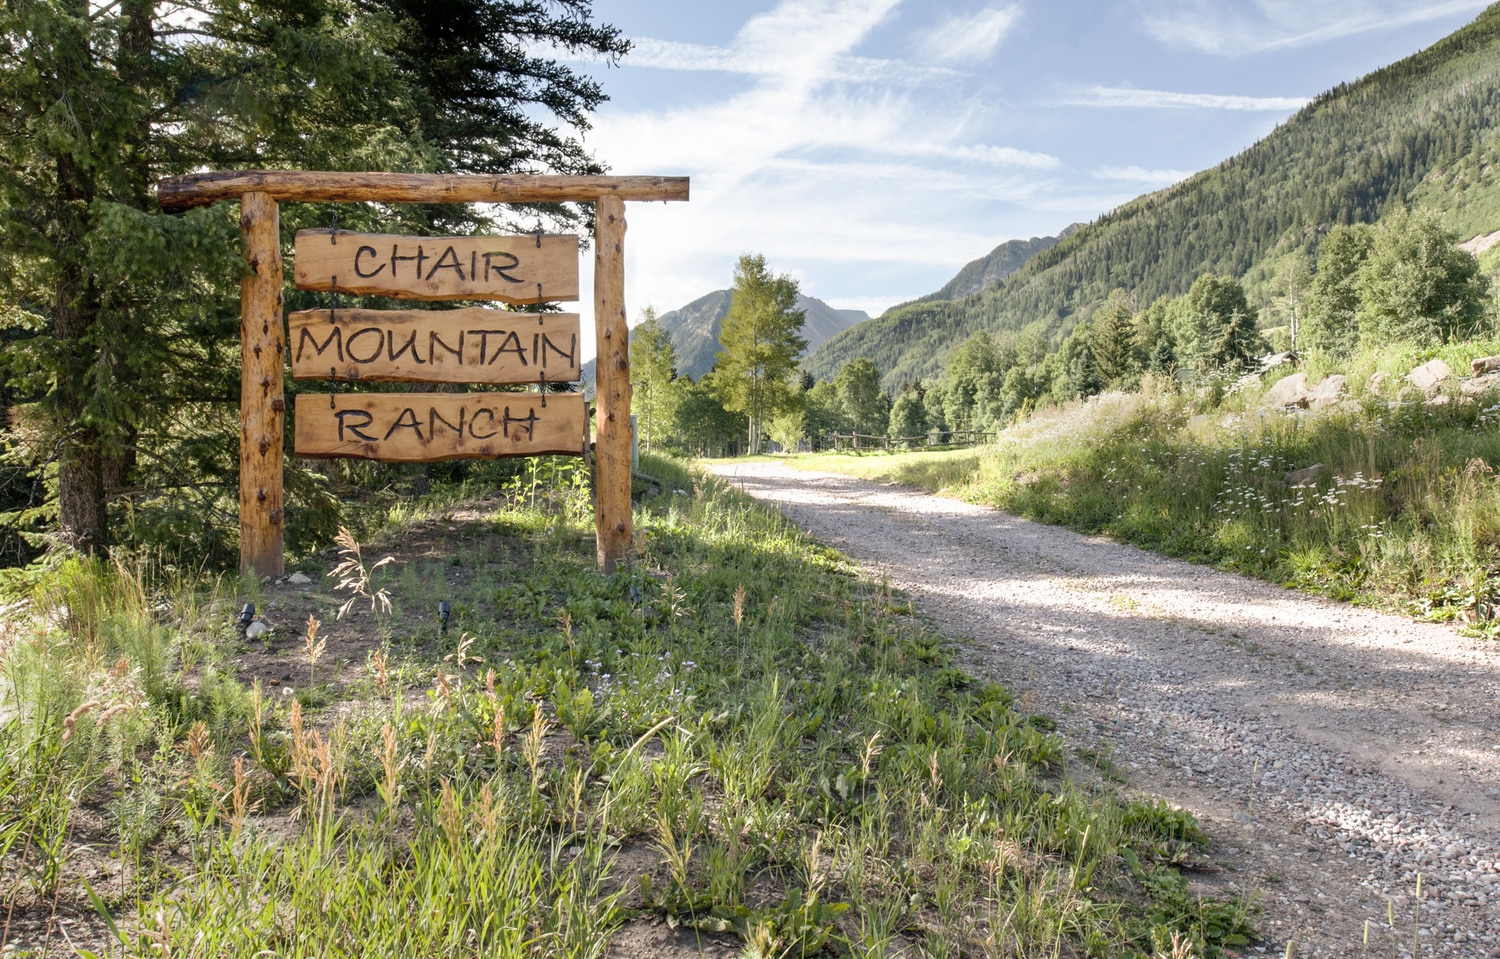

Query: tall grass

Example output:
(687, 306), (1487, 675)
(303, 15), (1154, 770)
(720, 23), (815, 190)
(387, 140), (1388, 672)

(857, 349), (1500, 629)
(1, 453), (1251, 957)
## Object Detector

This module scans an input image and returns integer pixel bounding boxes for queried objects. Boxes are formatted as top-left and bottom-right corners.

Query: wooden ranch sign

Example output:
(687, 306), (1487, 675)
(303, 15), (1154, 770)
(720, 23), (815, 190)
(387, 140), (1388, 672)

(156, 170), (689, 577)
(294, 230), (579, 303)
(288, 309), (580, 384)
(295, 393), (587, 462)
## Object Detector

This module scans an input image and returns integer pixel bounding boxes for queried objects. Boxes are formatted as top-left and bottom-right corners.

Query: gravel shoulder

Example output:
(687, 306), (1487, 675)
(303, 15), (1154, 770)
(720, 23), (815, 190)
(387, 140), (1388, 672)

(707, 460), (1500, 958)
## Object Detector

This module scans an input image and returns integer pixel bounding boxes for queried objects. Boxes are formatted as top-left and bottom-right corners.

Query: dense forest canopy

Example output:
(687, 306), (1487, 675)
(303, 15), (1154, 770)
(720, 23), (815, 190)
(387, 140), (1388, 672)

(0, 0), (628, 566)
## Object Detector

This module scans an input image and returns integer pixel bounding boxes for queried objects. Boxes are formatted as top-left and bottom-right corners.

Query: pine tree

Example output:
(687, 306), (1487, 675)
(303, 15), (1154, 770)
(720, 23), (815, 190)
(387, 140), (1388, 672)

(1090, 291), (1138, 388)
(712, 255), (806, 452)
(0, 0), (629, 559)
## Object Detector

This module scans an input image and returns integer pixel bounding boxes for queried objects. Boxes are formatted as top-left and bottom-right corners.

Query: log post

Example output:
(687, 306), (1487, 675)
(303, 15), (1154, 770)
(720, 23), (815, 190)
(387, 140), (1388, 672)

(593, 194), (631, 574)
(239, 192), (285, 577)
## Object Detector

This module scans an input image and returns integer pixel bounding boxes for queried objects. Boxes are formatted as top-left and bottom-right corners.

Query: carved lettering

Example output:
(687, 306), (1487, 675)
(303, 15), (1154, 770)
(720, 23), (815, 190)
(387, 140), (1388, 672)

(384, 407), (424, 441)
(482, 251), (524, 284)
(386, 329), (426, 365)
(335, 410), (377, 441)
(296, 325), (346, 363)
(345, 328), (385, 364)
(425, 245), (465, 282)
(354, 245), (385, 278)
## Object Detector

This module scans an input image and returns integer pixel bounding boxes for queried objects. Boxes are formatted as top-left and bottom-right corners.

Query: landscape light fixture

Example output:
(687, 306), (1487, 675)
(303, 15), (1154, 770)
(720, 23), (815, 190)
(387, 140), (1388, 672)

(238, 603), (256, 630)
(438, 601), (451, 635)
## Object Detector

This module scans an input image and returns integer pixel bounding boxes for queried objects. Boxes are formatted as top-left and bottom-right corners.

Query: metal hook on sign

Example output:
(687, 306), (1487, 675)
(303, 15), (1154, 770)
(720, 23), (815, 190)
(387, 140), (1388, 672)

(534, 226), (543, 249)
(328, 367), (338, 409)
(329, 208), (339, 245)
(329, 276), (339, 325)
(538, 371), (547, 408)
(536, 282), (543, 304)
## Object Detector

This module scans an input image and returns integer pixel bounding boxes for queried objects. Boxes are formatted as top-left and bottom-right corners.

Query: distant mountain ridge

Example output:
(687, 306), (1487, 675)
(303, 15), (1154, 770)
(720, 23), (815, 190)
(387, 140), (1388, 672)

(581, 291), (868, 389)
(920, 226), (1080, 303)
(801, 225), (1075, 383)
(803, 4), (1500, 390)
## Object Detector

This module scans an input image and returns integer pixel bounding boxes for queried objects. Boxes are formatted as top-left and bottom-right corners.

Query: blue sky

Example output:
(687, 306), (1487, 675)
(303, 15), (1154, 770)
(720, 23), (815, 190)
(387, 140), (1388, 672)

(563, 0), (1491, 350)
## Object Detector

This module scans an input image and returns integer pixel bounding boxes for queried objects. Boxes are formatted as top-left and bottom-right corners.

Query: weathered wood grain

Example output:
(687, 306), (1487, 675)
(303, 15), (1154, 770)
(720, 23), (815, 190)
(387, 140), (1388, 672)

(288, 309), (580, 384)
(294, 392), (586, 462)
(240, 192), (285, 577)
(294, 231), (578, 303)
(158, 171), (689, 212)
(593, 194), (632, 574)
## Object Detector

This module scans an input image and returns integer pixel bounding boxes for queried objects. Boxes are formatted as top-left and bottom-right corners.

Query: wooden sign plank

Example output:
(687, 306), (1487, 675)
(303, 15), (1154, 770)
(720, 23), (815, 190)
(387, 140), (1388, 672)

(288, 309), (580, 384)
(295, 392), (586, 462)
(293, 231), (579, 303)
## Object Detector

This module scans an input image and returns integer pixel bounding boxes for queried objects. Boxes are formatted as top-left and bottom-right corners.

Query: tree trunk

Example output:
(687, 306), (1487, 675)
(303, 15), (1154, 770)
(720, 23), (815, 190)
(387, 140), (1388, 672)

(54, 143), (109, 554)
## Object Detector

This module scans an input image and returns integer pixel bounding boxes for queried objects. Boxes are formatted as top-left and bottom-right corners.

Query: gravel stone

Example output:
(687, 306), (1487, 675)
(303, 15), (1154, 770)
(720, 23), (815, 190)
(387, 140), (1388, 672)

(710, 461), (1500, 958)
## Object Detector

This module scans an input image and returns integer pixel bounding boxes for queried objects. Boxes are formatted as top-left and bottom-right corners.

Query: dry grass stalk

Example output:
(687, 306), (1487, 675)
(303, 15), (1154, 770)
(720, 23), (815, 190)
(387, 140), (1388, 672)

(329, 526), (394, 619)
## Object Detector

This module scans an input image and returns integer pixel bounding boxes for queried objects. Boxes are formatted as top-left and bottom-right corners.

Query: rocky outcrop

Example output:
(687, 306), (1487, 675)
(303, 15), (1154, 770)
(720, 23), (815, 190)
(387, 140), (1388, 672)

(1406, 359), (1451, 395)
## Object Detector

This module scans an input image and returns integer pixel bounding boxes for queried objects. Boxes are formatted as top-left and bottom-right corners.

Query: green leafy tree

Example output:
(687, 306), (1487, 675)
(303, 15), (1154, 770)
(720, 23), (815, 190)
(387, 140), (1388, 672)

(712, 254), (806, 452)
(629, 306), (678, 454)
(888, 388), (928, 445)
(801, 380), (847, 446)
(1182, 274), (1262, 372)
(834, 358), (887, 437)
(674, 376), (747, 457)
(0, 0), (628, 558)
(1356, 210), (1489, 345)
(1304, 225), (1375, 357)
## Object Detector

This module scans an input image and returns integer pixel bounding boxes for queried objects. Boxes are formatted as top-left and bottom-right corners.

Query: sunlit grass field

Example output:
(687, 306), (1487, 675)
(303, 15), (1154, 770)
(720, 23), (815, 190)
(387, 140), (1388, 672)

(799, 341), (1500, 633)
(0, 453), (1249, 957)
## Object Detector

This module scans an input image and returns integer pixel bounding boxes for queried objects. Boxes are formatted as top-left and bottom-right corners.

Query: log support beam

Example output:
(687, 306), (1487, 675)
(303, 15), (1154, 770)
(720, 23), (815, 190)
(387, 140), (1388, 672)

(593, 194), (631, 575)
(239, 191), (285, 577)
(169, 172), (686, 578)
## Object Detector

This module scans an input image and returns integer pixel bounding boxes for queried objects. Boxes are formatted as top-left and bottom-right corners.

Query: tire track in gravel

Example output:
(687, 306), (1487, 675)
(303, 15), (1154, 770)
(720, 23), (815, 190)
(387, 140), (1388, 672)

(707, 460), (1500, 958)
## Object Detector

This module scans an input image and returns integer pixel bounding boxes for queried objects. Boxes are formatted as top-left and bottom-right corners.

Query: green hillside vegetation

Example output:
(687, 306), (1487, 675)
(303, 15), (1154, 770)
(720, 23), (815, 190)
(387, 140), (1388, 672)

(800, 331), (1500, 632)
(917, 227), (1077, 303)
(804, 3), (1500, 394)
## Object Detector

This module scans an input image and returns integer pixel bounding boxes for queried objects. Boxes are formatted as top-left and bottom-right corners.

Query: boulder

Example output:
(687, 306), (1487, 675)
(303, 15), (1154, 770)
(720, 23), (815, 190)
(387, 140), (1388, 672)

(1264, 372), (1309, 409)
(286, 571), (313, 585)
(1471, 355), (1500, 376)
(1284, 463), (1326, 487)
(1406, 359), (1451, 395)
(1461, 373), (1500, 398)
(1365, 371), (1389, 394)
(1305, 374), (1347, 411)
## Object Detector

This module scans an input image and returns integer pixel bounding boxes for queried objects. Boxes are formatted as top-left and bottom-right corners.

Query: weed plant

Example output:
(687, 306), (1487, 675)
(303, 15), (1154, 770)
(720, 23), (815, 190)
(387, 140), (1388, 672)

(0, 450), (1251, 957)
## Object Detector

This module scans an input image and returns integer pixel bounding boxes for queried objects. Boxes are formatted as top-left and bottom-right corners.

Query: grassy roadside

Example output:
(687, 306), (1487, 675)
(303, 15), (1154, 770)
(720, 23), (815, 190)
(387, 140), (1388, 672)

(791, 344), (1500, 633)
(0, 454), (1250, 958)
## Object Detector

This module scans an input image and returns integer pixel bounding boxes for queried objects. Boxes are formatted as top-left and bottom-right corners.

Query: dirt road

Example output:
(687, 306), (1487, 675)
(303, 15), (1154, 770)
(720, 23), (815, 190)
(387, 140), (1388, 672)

(707, 460), (1500, 958)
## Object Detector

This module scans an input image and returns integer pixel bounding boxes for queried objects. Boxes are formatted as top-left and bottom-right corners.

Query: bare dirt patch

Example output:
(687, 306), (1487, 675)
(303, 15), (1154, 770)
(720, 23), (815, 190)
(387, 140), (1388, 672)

(709, 460), (1500, 958)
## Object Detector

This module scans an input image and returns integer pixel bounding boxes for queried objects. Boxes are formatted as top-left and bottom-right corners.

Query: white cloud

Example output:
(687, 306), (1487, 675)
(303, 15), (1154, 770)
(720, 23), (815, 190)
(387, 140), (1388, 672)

(1137, 0), (1491, 55)
(919, 5), (1024, 63)
(1094, 165), (1196, 186)
(1067, 85), (1309, 111)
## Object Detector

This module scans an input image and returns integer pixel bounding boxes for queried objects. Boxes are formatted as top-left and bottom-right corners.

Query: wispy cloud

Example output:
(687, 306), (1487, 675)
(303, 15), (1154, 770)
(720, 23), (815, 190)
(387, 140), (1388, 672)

(1094, 165), (1196, 186)
(919, 5), (1024, 63)
(1137, 0), (1491, 55)
(1066, 85), (1309, 111)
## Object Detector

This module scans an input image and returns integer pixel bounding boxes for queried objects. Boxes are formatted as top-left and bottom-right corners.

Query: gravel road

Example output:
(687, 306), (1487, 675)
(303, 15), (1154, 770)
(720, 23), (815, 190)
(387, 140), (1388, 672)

(706, 460), (1500, 958)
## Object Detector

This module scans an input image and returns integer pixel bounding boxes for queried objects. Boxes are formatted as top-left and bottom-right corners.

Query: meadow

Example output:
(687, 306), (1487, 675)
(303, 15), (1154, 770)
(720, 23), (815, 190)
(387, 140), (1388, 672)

(0, 454), (1249, 958)
(794, 340), (1500, 634)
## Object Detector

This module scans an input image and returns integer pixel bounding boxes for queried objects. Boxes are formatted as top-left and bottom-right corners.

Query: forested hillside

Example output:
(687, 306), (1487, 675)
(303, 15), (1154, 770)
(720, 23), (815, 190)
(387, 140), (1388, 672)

(806, 4), (1500, 391)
